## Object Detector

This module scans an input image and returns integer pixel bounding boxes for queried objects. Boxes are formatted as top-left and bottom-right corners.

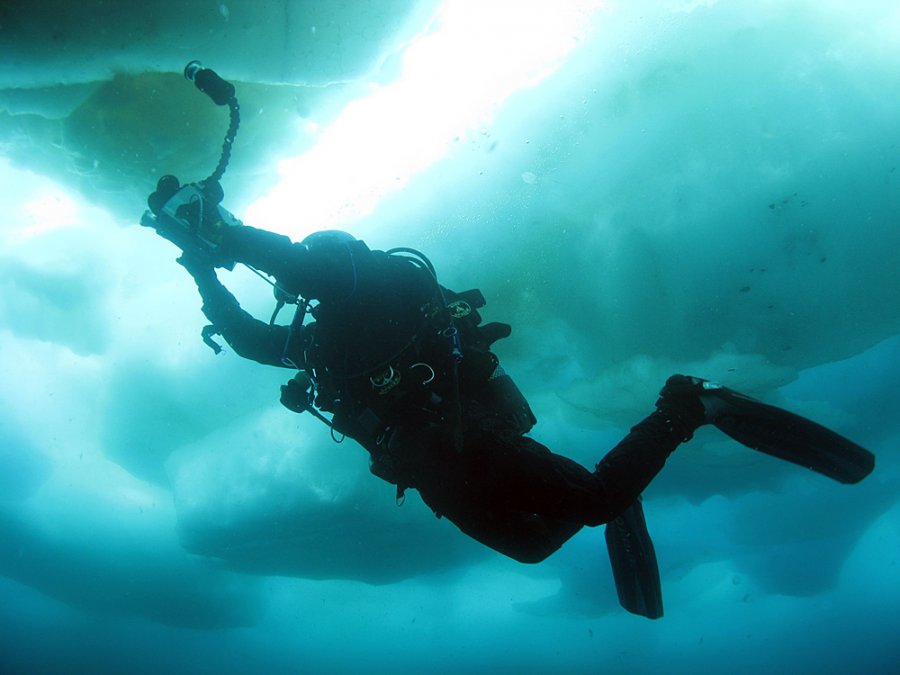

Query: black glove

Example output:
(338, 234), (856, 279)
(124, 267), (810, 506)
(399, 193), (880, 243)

(177, 253), (219, 290)
(478, 321), (512, 347)
(280, 373), (313, 414)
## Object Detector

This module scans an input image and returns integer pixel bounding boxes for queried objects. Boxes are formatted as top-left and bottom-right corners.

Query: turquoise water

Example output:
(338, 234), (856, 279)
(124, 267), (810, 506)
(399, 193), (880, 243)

(1, 2), (898, 673)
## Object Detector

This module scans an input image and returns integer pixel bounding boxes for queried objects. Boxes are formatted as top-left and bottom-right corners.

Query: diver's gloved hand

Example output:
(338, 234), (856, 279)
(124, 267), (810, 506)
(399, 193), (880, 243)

(655, 375), (707, 440)
(147, 175), (181, 216)
(478, 322), (512, 347)
(280, 373), (313, 414)
(177, 252), (219, 292)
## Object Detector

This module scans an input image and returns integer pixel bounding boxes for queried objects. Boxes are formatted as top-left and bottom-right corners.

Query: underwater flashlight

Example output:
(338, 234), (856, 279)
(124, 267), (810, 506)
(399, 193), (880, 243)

(183, 60), (235, 106)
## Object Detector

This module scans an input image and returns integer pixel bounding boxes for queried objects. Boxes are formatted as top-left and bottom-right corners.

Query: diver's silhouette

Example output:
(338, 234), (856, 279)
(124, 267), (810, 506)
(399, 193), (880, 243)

(169, 223), (873, 619)
(141, 62), (874, 618)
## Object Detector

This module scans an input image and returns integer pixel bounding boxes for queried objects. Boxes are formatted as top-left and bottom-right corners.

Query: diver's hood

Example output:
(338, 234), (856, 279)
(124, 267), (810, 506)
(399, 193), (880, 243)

(301, 230), (357, 253)
(295, 230), (365, 302)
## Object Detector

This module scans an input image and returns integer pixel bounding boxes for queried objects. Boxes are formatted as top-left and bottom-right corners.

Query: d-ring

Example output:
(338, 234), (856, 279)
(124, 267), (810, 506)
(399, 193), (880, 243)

(410, 362), (435, 384)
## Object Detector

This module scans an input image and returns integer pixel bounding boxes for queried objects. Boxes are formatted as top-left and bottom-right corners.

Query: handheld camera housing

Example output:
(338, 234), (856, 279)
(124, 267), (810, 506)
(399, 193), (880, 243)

(141, 178), (238, 270)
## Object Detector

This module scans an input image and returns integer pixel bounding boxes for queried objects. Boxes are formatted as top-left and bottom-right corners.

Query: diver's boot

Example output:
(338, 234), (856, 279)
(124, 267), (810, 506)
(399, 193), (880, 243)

(653, 375), (708, 442)
(657, 375), (875, 484)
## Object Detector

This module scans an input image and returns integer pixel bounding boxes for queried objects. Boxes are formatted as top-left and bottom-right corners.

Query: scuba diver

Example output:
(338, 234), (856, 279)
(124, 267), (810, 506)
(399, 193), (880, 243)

(142, 63), (875, 619)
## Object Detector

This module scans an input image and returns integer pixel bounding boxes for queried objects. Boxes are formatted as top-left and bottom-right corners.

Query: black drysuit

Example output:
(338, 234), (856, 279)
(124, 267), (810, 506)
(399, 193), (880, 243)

(186, 225), (693, 563)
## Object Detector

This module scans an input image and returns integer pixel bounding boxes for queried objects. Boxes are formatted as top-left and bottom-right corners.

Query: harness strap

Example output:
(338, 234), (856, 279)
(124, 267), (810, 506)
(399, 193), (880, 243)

(279, 298), (309, 368)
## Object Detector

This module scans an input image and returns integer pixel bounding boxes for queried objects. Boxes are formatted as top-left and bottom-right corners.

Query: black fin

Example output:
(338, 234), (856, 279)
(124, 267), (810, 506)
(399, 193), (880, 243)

(605, 497), (664, 619)
(705, 387), (875, 484)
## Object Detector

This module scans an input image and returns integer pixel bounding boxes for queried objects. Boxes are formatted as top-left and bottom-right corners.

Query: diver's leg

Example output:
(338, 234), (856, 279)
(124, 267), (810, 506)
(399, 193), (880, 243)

(394, 424), (584, 563)
(392, 399), (701, 555)
(589, 393), (707, 620)
(440, 507), (584, 564)
(428, 422), (680, 617)
(591, 404), (703, 519)
(660, 375), (875, 483)
(449, 415), (699, 528)
(587, 403), (706, 620)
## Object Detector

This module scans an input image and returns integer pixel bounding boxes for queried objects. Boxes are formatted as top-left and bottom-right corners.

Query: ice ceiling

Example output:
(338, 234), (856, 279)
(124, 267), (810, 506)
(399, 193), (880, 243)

(4, 0), (899, 382)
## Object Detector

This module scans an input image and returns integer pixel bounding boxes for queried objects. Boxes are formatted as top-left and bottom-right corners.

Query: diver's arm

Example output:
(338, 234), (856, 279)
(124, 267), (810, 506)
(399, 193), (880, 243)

(219, 224), (368, 301)
(181, 256), (293, 367)
(219, 225), (308, 282)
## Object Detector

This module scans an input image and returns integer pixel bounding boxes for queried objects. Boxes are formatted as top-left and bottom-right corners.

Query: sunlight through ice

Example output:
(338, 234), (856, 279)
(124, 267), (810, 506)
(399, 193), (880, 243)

(245, 0), (604, 237)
